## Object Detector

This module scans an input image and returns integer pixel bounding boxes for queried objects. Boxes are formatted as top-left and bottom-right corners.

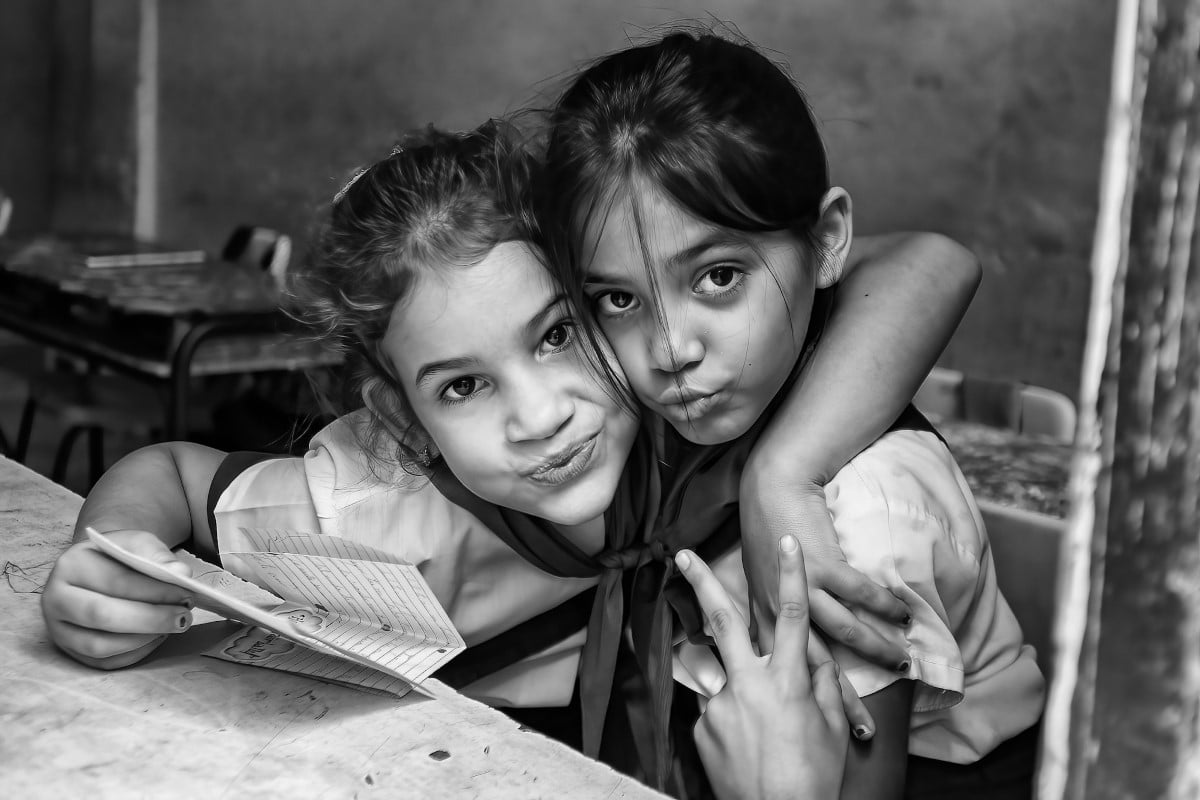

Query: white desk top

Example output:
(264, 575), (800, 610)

(0, 456), (665, 799)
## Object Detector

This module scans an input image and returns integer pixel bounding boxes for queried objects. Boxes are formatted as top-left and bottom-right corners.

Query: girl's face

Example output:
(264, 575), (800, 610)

(381, 241), (638, 527)
(583, 183), (839, 445)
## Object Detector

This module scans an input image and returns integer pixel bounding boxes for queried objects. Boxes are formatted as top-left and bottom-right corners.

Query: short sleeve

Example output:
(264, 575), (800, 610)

(825, 429), (998, 713)
(208, 410), (600, 708)
(201, 451), (288, 562)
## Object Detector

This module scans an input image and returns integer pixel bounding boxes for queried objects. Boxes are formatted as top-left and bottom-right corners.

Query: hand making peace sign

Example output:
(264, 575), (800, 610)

(675, 534), (849, 800)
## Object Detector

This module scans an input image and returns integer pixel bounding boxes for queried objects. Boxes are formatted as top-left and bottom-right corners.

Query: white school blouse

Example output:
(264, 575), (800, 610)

(674, 428), (1046, 764)
(215, 412), (1044, 764)
(211, 410), (597, 708)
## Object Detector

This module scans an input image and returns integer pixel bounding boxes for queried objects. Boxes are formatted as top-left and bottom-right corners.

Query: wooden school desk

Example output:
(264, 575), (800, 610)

(0, 457), (665, 799)
(0, 235), (341, 440)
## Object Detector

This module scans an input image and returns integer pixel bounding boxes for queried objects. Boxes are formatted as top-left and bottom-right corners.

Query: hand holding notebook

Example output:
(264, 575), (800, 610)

(86, 527), (465, 697)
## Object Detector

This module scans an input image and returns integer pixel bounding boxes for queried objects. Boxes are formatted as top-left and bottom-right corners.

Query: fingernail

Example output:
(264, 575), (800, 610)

(778, 534), (798, 553)
(854, 725), (873, 741)
(177, 614), (191, 630)
(896, 660), (910, 674)
(675, 551), (692, 570)
(183, 598), (194, 610)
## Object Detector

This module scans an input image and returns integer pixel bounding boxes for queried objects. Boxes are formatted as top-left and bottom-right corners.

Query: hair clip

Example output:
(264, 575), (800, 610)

(332, 165), (369, 206)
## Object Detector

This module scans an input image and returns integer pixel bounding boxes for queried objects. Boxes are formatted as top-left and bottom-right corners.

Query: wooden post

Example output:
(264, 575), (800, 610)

(1043, 0), (1200, 796)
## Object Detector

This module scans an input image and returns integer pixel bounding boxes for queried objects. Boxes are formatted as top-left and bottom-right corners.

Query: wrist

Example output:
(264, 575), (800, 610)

(741, 455), (829, 498)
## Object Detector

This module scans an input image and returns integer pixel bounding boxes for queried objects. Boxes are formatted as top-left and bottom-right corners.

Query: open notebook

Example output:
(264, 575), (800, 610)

(87, 527), (465, 698)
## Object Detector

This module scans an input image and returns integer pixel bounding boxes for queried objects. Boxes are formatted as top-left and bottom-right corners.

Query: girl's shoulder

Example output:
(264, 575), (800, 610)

(223, 410), (470, 541)
(826, 427), (986, 557)
(307, 410), (431, 495)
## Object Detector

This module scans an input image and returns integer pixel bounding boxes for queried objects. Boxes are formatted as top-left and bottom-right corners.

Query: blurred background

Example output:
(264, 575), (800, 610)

(0, 0), (1116, 396)
(0, 0), (1116, 495)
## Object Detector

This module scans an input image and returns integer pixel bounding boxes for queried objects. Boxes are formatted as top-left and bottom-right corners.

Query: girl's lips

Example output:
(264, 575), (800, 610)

(527, 436), (599, 486)
(656, 385), (717, 406)
(657, 391), (722, 422)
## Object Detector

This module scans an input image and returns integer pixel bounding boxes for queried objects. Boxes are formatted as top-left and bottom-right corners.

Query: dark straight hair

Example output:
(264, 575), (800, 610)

(542, 30), (836, 377)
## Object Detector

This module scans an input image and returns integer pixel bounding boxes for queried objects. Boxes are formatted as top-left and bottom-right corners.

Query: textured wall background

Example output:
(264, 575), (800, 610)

(0, 0), (1117, 397)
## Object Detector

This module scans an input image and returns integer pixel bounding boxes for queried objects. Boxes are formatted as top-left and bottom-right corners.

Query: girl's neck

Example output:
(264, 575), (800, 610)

(553, 515), (607, 556)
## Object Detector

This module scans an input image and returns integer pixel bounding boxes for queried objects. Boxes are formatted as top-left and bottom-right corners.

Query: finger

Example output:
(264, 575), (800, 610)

(811, 660), (850, 740)
(65, 544), (193, 606)
(95, 528), (195, 578)
(56, 631), (170, 670)
(821, 562), (911, 625)
(675, 549), (757, 670)
(810, 592), (910, 671)
(769, 534), (811, 673)
(48, 583), (192, 636)
(750, 597), (774, 655)
(807, 630), (875, 740)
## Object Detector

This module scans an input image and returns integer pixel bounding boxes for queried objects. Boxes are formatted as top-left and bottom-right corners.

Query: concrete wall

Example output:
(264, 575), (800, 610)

(1, 0), (1117, 397)
(0, 0), (55, 235)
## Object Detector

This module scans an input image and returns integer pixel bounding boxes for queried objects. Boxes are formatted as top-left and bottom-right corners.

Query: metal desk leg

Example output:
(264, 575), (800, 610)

(167, 316), (283, 440)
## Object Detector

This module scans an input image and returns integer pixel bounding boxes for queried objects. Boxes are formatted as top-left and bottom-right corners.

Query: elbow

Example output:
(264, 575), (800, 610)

(929, 232), (983, 299)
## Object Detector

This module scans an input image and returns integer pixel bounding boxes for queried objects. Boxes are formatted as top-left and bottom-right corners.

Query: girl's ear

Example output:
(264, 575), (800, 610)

(813, 187), (853, 289)
(360, 377), (438, 461)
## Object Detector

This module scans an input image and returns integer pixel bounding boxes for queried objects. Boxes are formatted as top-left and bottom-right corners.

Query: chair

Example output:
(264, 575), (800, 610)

(221, 225), (292, 289)
(0, 188), (35, 456)
(9, 224), (293, 488)
(979, 499), (1065, 677)
(0, 191), (12, 238)
(914, 367), (1078, 443)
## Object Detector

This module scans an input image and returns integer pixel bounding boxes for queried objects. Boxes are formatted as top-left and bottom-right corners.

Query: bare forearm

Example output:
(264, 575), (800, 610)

(737, 233), (977, 671)
(755, 232), (980, 480)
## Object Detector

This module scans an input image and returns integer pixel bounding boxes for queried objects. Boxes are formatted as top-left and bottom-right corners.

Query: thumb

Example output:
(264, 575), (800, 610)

(102, 529), (193, 578)
(154, 552), (193, 579)
(811, 660), (849, 739)
(752, 598), (776, 654)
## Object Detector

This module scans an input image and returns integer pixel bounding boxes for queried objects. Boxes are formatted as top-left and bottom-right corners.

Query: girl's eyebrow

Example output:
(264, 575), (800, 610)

(524, 294), (569, 338)
(584, 271), (628, 287)
(413, 295), (567, 390)
(585, 232), (746, 285)
(662, 233), (745, 274)
(415, 356), (479, 390)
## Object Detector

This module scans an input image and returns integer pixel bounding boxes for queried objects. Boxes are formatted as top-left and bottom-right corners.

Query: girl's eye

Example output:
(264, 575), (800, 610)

(595, 291), (638, 316)
(543, 322), (575, 350)
(695, 266), (743, 294)
(544, 321), (580, 352)
(441, 376), (480, 402)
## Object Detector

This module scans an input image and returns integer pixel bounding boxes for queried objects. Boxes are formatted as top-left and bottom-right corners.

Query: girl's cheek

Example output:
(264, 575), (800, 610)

(608, 334), (646, 374)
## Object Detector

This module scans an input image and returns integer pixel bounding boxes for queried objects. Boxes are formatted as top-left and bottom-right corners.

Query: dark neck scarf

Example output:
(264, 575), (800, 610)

(427, 391), (790, 794)
(428, 419), (662, 766)
(428, 298), (831, 793)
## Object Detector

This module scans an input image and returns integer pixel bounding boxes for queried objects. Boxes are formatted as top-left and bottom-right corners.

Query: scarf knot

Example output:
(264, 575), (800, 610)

(597, 539), (671, 572)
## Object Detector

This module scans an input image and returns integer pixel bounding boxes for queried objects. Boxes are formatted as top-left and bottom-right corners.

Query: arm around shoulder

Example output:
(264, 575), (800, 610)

(739, 232), (978, 671)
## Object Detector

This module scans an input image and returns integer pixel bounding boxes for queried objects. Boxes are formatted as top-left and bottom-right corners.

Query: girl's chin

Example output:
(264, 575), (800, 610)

(540, 504), (608, 529)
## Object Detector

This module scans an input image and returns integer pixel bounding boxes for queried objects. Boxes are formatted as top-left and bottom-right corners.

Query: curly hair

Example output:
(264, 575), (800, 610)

(287, 121), (542, 473)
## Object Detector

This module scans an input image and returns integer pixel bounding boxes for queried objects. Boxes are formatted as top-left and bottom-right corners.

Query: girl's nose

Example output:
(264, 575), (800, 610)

(647, 319), (705, 375)
(505, 377), (575, 443)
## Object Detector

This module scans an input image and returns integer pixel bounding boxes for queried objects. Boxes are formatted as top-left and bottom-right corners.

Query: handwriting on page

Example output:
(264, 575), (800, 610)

(220, 528), (464, 684)
(210, 608), (415, 697)
(85, 527), (465, 697)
